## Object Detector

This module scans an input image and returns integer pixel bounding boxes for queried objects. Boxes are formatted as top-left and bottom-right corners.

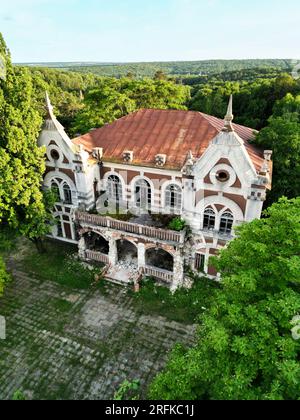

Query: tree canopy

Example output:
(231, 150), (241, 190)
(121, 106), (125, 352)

(149, 198), (300, 400)
(70, 77), (191, 135)
(255, 93), (300, 204)
(0, 33), (52, 246)
(0, 256), (10, 296)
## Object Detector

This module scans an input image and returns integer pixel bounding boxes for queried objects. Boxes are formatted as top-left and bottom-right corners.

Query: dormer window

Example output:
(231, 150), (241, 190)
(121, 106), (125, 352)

(155, 154), (167, 167)
(123, 151), (134, 163)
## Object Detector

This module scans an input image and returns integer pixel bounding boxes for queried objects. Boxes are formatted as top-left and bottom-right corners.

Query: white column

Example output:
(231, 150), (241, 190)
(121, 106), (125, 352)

(171, 250), (184, 292)
(109, 238), (118, 266)
(78, 237), (86, 260)
(138, 243), (146, 269)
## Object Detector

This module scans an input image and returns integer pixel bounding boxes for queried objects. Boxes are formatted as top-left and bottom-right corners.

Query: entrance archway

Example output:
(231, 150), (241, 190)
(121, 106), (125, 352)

(117, 239), (138, 264)
(84, 232), (109, 255)
(146, 248), (174, 272)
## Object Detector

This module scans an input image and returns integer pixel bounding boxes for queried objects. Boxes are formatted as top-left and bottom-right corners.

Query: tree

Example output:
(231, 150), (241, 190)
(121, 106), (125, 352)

(255, 94), (300, 204)
(71, 77), (190, 135)
(0, 256), (10, 296)
(0, 33), (51, 250)
(149, 198), (300, 400)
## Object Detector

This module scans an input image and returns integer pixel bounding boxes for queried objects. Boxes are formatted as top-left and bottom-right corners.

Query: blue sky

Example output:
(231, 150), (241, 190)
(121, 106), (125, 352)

(0, 0), (299, 62)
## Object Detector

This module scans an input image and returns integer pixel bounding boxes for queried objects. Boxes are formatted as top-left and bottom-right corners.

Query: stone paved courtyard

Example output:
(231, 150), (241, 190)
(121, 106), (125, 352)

(0, 267), (196, 400)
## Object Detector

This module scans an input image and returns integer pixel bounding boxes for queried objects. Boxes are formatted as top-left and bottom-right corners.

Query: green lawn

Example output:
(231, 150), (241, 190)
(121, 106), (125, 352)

(19, 240), (100, 290)
(3, 236), (217, 324)
(128, 277), (219, 324)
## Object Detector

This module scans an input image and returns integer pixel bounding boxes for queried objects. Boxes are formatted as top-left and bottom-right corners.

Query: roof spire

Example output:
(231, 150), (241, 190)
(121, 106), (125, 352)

(45, 91), (54, 118)
(222, 95), (234, 132)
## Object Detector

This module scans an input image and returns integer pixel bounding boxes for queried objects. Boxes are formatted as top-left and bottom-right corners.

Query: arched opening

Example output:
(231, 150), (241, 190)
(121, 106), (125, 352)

(55, 216), (63, 238)
(84, 232), (109, 254)
(135, 179), (152, 210)
(165, 184), (182, 212)
(63, 183), (72, 205)
(51, 181), (60, 202)
(203, 208), (216, 231)
(220, 212), (234, 235)
(117, 239), (138, 264)
(146, 248), (174, 272)
(107, 175), (122, 202)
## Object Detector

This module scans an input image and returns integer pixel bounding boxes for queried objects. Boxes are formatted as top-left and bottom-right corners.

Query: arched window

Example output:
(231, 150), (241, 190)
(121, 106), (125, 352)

(107, 175), (122, 202)
(51, 181), (60, 202)
(55, 216), (63, 238)
(165, 185), (182, 212)
(203, 208), (216, 231)
(63, 183), (72, 205)
(220, 212), (234, 235)
(135, 179), (152, 209)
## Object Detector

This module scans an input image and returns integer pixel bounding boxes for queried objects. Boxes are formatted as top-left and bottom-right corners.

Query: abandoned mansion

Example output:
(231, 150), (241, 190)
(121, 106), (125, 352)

(38, 94), (273, 290)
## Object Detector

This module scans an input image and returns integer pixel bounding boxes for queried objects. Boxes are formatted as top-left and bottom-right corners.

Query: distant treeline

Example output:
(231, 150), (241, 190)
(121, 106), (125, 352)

(18, 59), (295, 78)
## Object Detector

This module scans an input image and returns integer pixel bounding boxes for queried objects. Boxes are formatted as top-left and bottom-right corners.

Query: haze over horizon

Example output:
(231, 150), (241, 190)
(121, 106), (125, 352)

(0, 0), (299, 63)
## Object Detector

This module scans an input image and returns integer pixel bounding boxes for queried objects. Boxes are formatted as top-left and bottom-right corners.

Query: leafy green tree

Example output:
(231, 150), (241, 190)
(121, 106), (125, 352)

(0, 256), (10, 296)
(149, 198), (300, 400)
(71, 77), (190, 134)
(0, 33), (52, 250)
(256, 94), (300, 204)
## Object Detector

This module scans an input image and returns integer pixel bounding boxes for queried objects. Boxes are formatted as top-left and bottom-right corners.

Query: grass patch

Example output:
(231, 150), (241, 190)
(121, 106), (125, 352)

(128, 277), (220, 324)
(0, 224), (18, 258)
(20, 240), (100, 290)
(51, 298), (74, 313)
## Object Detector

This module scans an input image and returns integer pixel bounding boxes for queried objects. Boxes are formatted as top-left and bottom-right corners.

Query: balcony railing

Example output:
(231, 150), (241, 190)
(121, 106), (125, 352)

(75, 212), (185, 244)
(143, 266), (174, 283)
(85, 250), (110, 264)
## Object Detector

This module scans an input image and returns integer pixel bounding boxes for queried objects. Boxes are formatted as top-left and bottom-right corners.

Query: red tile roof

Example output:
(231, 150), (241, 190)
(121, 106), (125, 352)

(72, 109), (264, 171)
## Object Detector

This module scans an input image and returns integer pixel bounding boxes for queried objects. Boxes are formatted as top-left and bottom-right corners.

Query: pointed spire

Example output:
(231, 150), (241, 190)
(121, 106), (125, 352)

(222, 95), (234, 132)
(45, 91), (54, 118)
(186, 150), (194, 166)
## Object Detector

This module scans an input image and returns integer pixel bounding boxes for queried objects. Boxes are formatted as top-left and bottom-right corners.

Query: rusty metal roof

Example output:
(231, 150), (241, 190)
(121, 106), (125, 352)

(72, 109), (264, 171)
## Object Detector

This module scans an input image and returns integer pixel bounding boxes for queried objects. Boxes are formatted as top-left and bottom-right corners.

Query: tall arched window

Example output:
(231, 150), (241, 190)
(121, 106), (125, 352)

(63, 183), (72, 205)
(165, 185), (182, 212)
(55, 216), (63, 238)
(51, 181), (60, 202)
(220, 212), (234, 235)
(107, 175), (122, 202)
(203, 208), (216, 231)
(135, 179), (152, 210)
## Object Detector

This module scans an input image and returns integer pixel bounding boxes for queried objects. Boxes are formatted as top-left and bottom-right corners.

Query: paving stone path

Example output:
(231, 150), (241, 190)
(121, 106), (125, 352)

(0, 268), (196, 400)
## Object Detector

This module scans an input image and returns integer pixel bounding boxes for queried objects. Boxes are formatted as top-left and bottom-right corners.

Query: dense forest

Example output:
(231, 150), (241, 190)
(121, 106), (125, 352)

(1, 33), (300, 400)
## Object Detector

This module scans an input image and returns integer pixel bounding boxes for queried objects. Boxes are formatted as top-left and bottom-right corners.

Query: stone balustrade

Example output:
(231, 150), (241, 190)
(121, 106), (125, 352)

(143, 265), (174, 283)
(75, 212), (185, 245)
(85, 249), (110, 264)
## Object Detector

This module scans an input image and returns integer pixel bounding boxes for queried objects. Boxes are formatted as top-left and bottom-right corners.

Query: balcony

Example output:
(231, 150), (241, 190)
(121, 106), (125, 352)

(75, 211), (186, 245)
